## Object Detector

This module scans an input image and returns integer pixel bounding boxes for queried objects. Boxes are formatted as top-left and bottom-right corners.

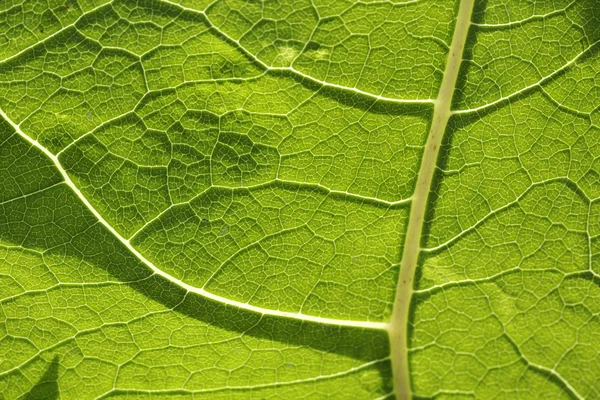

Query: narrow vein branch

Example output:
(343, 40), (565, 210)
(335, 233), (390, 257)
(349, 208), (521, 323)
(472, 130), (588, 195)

(451, 39), (600, 116)
(159, 0), (433, 106)
(388, 1), (475, 399)
(0, 2), (112, 66)
(96, 358), (390, 398)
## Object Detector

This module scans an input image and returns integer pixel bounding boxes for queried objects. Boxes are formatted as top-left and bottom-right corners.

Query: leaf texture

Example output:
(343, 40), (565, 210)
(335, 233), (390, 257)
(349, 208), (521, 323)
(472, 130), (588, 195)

(0, 0), (599, 398)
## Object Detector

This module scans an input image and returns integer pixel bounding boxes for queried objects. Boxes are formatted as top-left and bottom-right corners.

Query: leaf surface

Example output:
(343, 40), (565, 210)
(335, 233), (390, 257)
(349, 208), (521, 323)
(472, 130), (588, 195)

(0, 0), (599, 398)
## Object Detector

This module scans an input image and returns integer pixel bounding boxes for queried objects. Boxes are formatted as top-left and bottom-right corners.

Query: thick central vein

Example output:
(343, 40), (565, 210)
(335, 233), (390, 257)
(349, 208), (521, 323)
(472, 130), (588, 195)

(388, 1), (474, 399)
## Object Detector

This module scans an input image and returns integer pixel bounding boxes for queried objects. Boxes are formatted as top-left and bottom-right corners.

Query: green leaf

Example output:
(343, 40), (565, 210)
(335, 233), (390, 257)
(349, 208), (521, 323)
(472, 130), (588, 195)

(1, 0), (599, 398)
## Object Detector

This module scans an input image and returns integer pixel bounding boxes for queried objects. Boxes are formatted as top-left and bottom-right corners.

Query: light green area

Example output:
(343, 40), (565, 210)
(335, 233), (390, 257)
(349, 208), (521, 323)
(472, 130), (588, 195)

(0, 0), (599, 398)
(0, 118), (392, 398)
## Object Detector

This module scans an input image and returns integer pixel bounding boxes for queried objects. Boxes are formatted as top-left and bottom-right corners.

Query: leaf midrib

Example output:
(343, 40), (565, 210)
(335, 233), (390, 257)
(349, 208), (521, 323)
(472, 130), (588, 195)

(388, 1), (475, 398)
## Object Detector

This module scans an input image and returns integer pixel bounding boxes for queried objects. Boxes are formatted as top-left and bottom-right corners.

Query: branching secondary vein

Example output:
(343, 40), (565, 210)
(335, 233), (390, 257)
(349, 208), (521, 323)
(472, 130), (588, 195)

(0, 108), (388, 331)
(160, 0), (433, 106)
